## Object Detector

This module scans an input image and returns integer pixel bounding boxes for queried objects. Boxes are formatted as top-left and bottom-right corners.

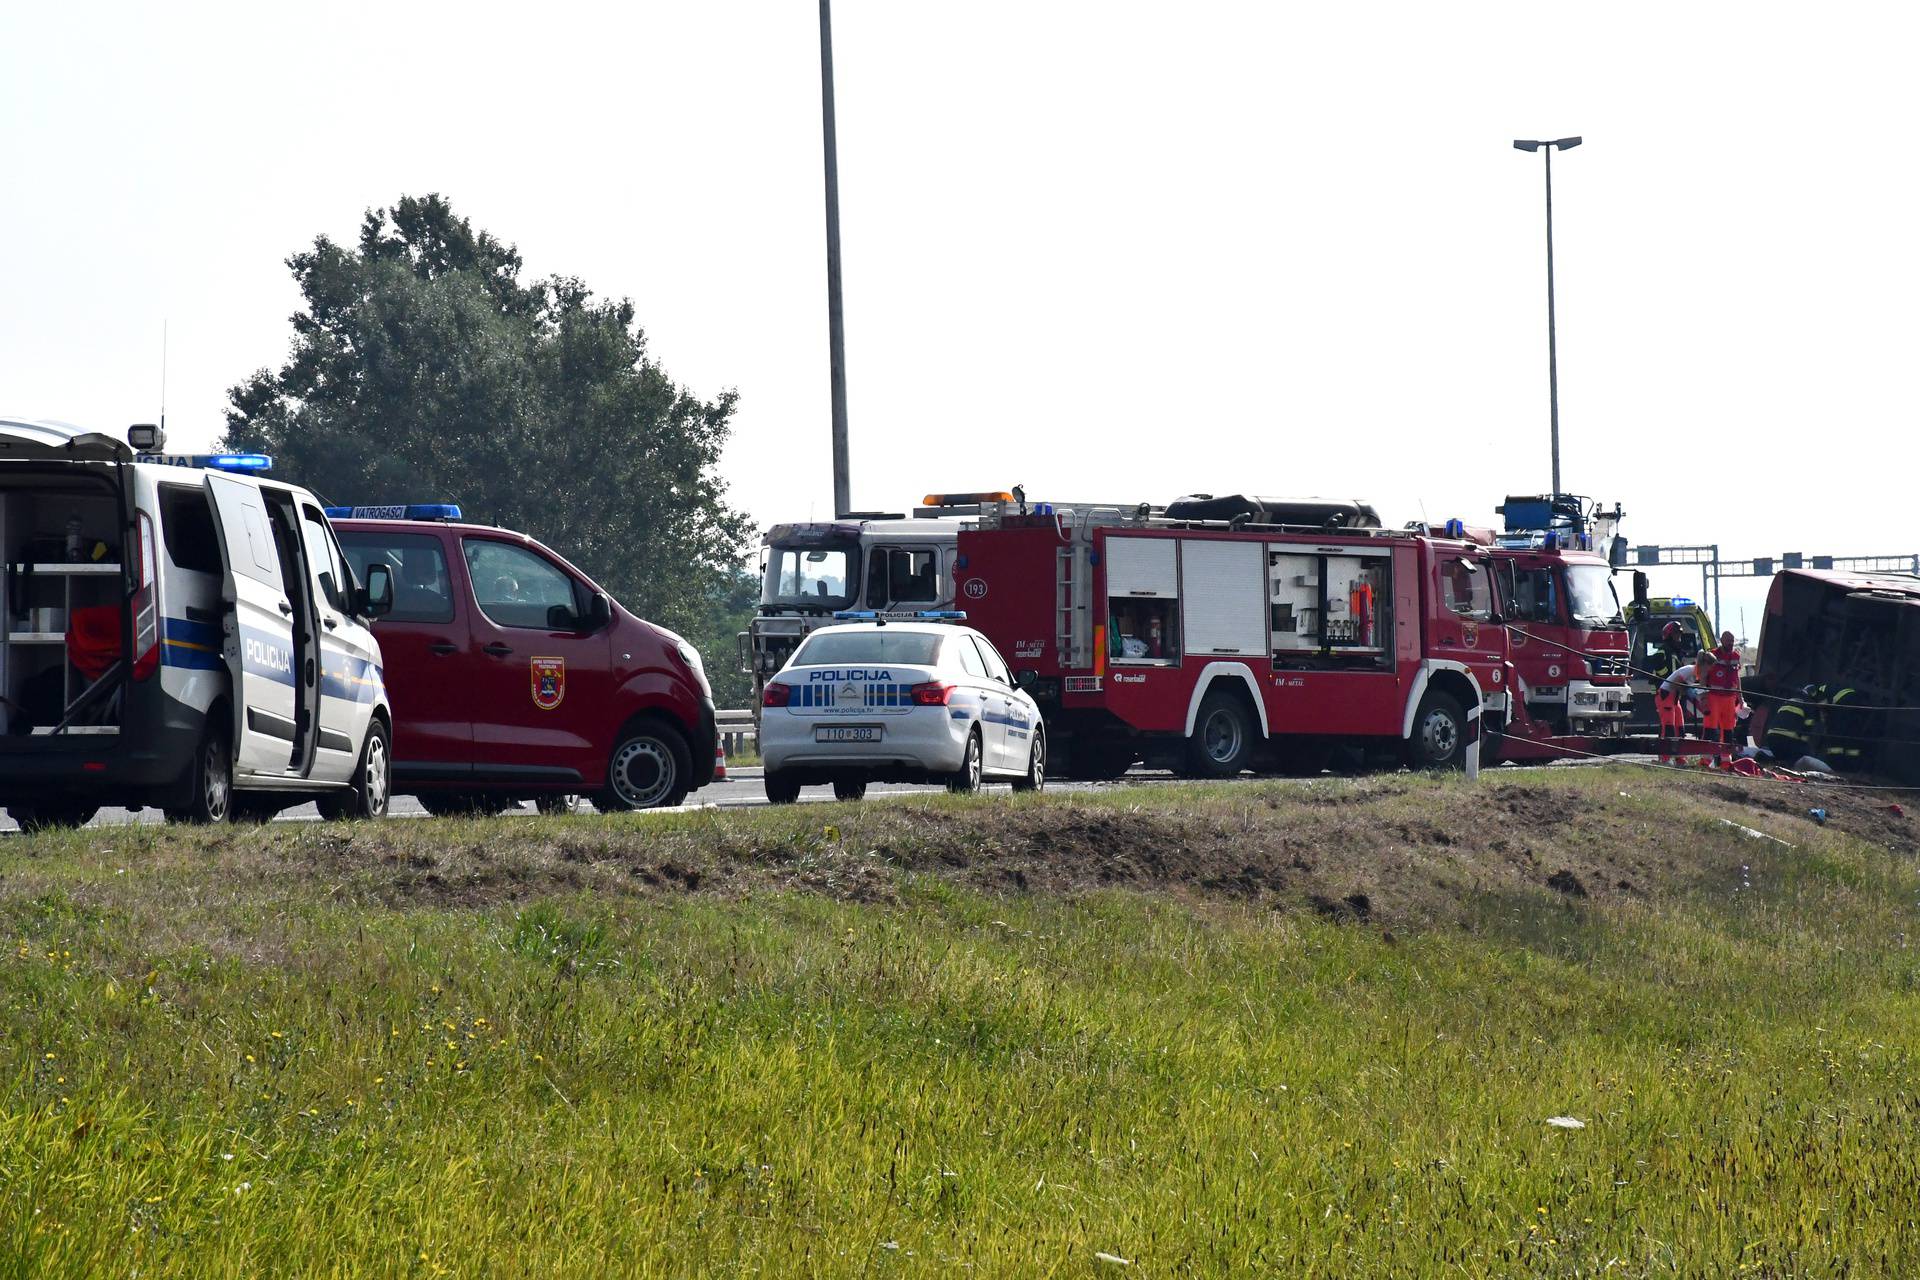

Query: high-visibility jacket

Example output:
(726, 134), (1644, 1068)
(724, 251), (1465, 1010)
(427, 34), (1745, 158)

(1766, 700), (1814, 745)
(1820, 685), (1865, 760)
(1704, 646), (1741, 692)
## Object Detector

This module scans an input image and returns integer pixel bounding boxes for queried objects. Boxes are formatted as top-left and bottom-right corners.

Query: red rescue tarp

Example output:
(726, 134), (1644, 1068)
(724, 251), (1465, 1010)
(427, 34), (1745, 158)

(66, 606), (122, 681)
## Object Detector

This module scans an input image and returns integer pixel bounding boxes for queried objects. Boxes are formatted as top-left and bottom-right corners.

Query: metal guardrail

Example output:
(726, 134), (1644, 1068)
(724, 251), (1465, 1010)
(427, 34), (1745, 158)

(716, 709), (757, 760)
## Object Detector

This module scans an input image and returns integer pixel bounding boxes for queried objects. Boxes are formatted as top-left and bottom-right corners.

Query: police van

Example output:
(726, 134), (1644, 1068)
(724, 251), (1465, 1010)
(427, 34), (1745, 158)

(0, 419), (395, 828)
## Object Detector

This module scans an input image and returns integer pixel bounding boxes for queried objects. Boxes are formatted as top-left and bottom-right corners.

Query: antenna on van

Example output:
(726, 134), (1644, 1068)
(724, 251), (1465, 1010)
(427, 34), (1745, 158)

(159, 319), (169, 436)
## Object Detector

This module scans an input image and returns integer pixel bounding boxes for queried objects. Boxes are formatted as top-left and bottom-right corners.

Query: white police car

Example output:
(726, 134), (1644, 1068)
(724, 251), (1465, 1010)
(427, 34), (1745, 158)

(758, 612), (1045, 802)
(0, 419), (395, 828)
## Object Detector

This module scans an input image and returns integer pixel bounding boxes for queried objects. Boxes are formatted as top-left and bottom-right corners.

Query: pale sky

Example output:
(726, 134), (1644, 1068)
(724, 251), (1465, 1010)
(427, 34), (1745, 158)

(3, 1), (1914, 637)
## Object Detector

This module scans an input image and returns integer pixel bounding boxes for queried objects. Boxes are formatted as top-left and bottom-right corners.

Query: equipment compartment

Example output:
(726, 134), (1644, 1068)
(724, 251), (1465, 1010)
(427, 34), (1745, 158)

(0, 479), (125, 736)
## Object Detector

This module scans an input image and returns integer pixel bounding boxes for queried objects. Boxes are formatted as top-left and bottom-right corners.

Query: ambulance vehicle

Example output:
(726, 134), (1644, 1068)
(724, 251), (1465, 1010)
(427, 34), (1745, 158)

(758, 612), (1045, 802)
(0, 420), (394, 828)
(328, 507), (718, 813)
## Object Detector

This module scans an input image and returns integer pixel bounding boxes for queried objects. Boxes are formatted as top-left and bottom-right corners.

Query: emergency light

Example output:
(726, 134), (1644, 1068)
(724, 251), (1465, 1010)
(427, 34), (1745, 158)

(1671, 596), (1694, 609)
(135, 452), (274, 473)
(921, 492), (1015, 507)
(322, 504), (464, 521)
(830, 610), (968, 623)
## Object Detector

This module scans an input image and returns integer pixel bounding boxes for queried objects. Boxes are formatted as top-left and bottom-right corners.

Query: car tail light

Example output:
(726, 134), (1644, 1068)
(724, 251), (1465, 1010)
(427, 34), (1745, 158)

(131, 511), (160, 681)
(761, 682), (792, 708)
(910, 681), (955, 706)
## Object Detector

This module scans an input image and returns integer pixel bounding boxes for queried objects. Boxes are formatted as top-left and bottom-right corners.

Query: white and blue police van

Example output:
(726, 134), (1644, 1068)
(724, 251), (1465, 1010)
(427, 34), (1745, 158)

(757, 611), (1045, 803)
(0, 419), (395, 828)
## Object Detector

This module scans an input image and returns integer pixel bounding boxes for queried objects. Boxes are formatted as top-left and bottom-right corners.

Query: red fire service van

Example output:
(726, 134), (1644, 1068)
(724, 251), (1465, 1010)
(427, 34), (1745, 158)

(328, 506), (718, 813)
(953, 498), (1512, 778)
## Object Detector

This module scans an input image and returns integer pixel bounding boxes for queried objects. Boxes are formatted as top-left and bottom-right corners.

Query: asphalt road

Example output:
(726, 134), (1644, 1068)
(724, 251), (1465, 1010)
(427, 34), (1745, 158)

(0, 758), (1622, 833)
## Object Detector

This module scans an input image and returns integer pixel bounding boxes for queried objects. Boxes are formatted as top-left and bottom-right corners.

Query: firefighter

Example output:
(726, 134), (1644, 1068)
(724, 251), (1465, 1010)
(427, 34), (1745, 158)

(1816, 683), (1869, 772)
(1762, 686), (1820, 763)
(1650, 621), (1691, 684)
(1701, 631), (1743, 760)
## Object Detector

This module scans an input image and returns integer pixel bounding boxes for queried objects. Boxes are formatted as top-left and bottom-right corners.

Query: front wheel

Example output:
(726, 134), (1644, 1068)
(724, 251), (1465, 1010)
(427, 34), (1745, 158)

(764, 771), (802, 805)
(1404, 691), (1468, 770)
(9, 804), (99, 833)
(165, 723), (232, 824)
(1010, 729), (1046, 793)
(318, 720), (391, 821)
(947, 730), (985, 794)
(600, 721), (692, 811)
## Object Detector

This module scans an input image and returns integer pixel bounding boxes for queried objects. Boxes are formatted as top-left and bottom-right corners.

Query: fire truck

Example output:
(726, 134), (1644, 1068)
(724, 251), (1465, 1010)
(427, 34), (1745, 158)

(1486, 495), (1633, 737)
(739, 493), (1140, 715)
(952, 497), (1512, 778)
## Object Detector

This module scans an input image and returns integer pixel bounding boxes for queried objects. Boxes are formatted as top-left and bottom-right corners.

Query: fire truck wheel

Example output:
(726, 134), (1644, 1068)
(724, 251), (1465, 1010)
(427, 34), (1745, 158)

(1405, 692), (1468, 770)
(832, 778), (868, 802)
(947, 729), (985, 793)
(1011, 729), (1046, 793)
(1187, 691), (1254, 778)
(764, 771), (802, 805)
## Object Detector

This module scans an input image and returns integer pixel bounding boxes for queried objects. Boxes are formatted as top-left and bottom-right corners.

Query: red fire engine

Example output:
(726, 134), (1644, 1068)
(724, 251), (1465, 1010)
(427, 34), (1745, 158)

(953, 498), (1513, 778)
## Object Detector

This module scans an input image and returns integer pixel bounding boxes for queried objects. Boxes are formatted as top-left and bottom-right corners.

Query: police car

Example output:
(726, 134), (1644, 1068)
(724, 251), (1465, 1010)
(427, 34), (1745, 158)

(758, 612), (1045, 802)
(0, 420), (395, 828)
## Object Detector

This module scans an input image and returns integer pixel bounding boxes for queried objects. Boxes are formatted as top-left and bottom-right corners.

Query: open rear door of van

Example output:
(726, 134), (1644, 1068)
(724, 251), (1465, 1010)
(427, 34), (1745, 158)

(205, 474), (301, 777)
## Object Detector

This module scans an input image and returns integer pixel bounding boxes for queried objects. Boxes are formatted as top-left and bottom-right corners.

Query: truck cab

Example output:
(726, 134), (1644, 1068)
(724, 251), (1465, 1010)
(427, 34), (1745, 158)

(741, 505), (975, 711)
(330, 507), (717, 812)
(1493, 544), (1631, 735)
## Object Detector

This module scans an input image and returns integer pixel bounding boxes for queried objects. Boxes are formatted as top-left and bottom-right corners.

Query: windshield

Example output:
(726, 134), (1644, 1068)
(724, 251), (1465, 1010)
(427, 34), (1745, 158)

(793, 630), (943, 666)
(1566, 564), (1623, 627)
(762, 544), (857, 609)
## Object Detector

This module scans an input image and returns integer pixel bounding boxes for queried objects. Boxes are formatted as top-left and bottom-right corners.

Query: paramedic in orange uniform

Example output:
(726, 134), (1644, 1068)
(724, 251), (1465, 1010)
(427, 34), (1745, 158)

(1702, 630), (1743, 757)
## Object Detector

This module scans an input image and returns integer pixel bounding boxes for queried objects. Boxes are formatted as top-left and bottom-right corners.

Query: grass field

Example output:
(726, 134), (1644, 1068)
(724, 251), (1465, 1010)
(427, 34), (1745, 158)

(2, 768), (1919, 1276)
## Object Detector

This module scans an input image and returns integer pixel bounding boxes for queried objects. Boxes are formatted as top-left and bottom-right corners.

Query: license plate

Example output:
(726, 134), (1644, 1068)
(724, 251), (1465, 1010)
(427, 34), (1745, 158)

(816, 726), (881, 743)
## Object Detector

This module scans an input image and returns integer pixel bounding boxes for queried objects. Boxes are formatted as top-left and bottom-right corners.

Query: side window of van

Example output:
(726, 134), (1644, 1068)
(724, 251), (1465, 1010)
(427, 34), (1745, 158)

(336, 532), (454, 624)
(463, 539), (581, 630)
(158, 485), (221, 574)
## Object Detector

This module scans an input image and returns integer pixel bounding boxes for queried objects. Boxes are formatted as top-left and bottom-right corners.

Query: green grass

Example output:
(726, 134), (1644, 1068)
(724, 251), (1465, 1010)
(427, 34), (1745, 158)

(2, 771), (1919, 1275)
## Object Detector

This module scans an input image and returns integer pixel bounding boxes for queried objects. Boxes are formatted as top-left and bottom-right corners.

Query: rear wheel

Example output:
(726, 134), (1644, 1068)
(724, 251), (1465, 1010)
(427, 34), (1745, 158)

(947, 730), (985, 794)
(765, 771), (802, 805)
(318, 720), (391, 821)
(1404, 691), (1468, 770)
(1186, 691), (1254, 778)
(1011, 729), (1046, 793)
(599, 721), (692, 811)
(832, 779), (868, 802)
(165, 723), (232, 824)
(9, 804), (99, 833)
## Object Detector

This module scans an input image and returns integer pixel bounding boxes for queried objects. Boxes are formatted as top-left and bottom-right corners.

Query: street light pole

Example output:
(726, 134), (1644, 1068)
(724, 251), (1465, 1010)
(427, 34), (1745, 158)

(1514, 136), (1581, 497)
(820, 0), (851, 518)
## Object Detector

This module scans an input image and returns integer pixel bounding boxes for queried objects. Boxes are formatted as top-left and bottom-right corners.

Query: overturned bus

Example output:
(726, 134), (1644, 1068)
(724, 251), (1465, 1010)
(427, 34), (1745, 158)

(1749, 569), (1920, 782)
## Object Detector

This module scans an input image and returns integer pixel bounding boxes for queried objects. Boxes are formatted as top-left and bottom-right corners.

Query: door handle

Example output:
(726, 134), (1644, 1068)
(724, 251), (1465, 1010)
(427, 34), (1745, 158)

(322, 616), (338, 631)
(484, 642), (514, 657)
(428, 641), (458, 656)
(277, 600), (294, 616)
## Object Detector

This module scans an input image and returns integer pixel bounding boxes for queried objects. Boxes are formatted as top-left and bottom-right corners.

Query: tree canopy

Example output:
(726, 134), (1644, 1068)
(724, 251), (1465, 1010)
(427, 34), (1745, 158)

(224, 194), (755, 701)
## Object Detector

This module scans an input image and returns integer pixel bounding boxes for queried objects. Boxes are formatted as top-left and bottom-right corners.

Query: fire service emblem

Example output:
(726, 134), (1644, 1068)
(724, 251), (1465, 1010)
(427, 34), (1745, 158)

(531, 656), (566, 710)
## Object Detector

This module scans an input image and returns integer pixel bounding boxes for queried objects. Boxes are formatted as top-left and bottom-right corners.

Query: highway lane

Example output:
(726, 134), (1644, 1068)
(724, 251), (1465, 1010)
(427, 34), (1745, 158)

(0, 758), (1623, 832)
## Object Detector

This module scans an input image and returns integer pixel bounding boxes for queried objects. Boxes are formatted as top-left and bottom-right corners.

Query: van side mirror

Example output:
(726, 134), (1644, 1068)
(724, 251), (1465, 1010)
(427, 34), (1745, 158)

(586, 591), (613, 631)
(362, 563), (394, 618)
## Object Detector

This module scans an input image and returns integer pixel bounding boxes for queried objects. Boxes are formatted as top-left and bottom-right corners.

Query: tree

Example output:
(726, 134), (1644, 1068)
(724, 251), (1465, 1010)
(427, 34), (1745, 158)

(224, 195), (755, 689)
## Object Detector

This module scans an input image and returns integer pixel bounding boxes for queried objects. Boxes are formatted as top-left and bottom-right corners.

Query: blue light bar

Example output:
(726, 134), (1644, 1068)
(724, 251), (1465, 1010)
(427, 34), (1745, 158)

(831, 610), (879, 620)
(322, 504), (464, 521)
(135, 452), (273, 472)
(913, 610), (968, 620)
(1671, 596), (1694, 609)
